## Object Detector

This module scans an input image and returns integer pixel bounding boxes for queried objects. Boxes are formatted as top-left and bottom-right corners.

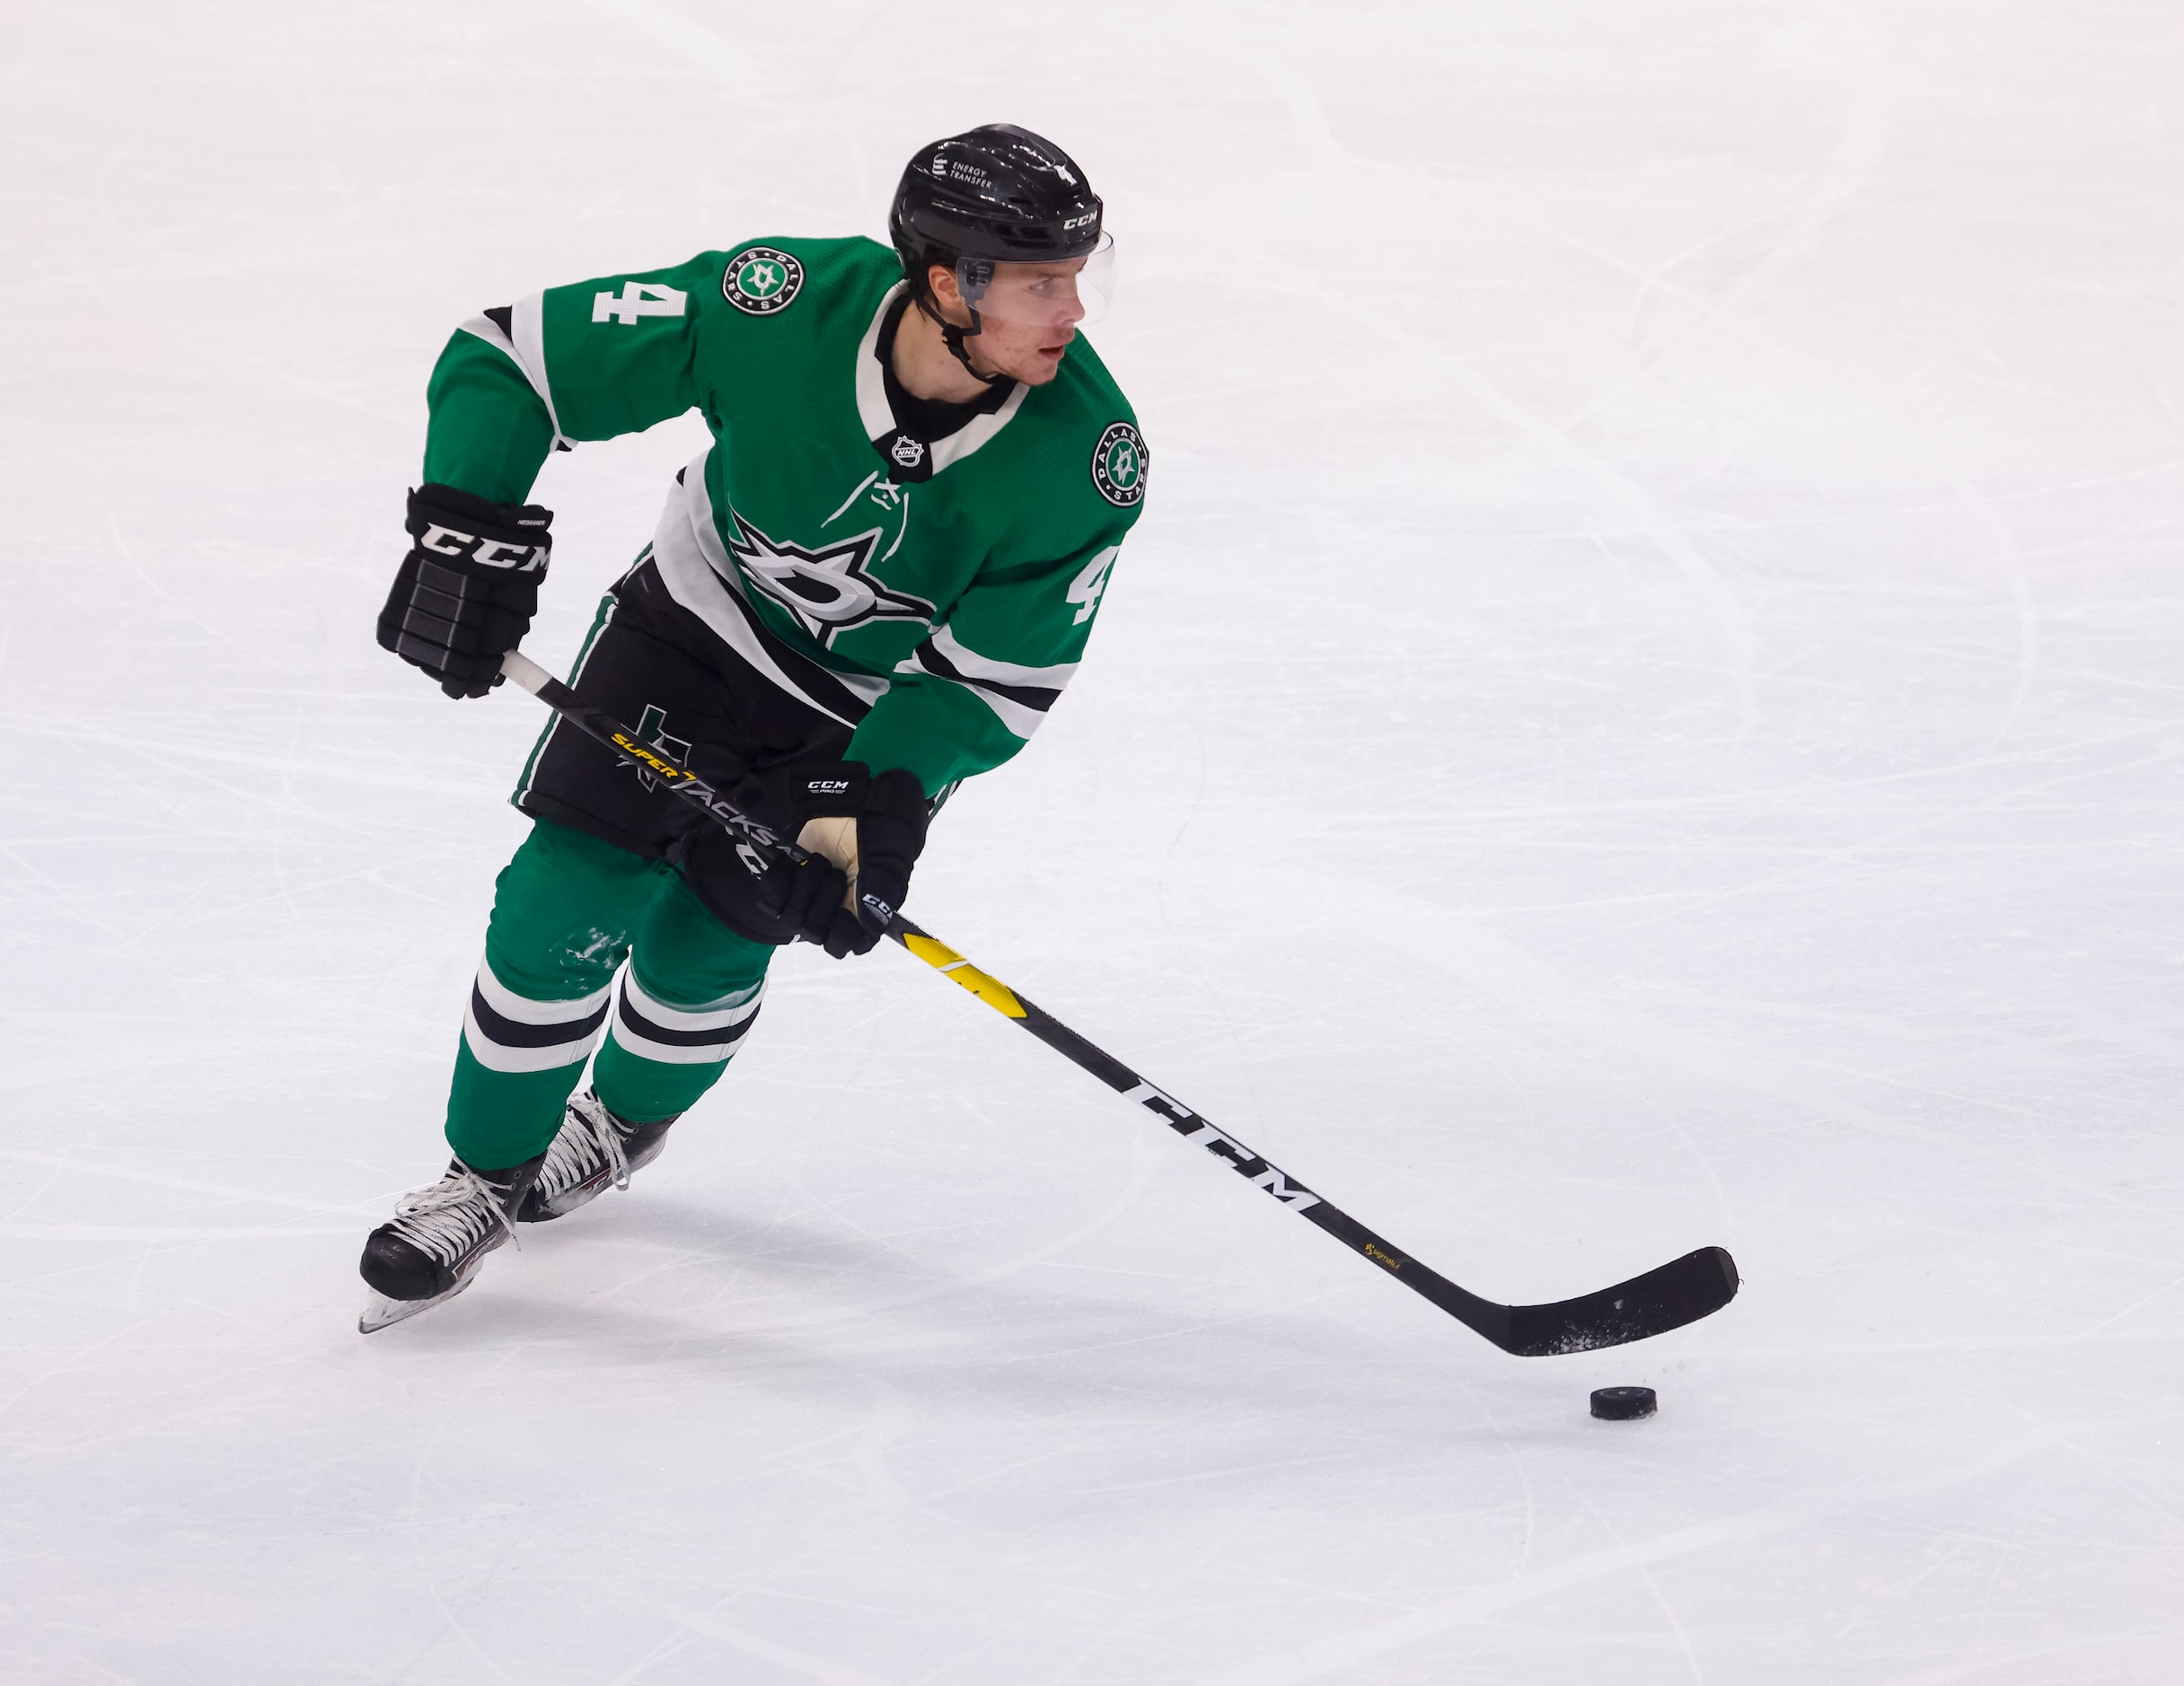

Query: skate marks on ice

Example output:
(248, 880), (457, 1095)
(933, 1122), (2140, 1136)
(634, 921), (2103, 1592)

(365, 1093), (1182, 1353)
(1206, 1427), (2057, 1686)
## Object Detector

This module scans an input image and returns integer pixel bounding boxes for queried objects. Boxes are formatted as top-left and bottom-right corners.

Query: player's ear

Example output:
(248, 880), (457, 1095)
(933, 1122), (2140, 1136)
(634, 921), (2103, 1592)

(928, 264), (964, 313)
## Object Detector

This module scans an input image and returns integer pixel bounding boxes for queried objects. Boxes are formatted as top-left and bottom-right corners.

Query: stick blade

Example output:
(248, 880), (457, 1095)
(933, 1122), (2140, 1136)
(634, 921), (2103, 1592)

(1497, 1245), (1739, 1357)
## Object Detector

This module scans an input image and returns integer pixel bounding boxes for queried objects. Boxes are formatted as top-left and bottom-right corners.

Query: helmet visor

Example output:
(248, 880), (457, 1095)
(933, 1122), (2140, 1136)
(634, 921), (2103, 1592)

(960, 233), (1115, 329)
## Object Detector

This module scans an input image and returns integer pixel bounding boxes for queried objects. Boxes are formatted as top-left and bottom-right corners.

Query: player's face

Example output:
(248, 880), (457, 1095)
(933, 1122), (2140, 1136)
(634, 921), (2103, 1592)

(929, 259), (1090, 385)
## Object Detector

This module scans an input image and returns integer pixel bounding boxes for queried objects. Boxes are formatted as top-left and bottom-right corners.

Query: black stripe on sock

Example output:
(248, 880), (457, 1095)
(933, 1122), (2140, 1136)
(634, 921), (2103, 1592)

(470, 986), (610, 1050)
(616, 988), (759, 1050)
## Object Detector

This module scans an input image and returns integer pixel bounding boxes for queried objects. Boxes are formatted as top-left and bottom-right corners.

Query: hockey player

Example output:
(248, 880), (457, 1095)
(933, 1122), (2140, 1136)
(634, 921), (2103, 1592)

(357, 125), (1146, 1332)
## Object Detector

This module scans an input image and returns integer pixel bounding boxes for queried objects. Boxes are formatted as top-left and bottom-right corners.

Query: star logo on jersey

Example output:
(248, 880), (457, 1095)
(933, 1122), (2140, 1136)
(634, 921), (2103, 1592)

(1091, 420), (1147, 506)
(723, 247), (804, 316)
(722, 507), (933, 646)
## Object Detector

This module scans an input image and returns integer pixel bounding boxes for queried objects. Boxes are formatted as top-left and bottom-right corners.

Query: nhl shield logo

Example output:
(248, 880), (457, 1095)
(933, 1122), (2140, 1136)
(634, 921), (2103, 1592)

(723, 247), (805, 315)
(1091, 421), (1147, 507)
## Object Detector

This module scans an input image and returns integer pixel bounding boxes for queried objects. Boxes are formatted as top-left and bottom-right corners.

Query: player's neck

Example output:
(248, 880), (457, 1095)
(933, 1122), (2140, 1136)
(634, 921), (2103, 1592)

(892, 300), (1002, 404)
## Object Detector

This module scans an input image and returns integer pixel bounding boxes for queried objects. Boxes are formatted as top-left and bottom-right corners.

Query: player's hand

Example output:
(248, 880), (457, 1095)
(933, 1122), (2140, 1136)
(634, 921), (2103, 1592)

(796, 769), (928, 957)
(376, 485), (552, 698)
(678, 823), (848, 948)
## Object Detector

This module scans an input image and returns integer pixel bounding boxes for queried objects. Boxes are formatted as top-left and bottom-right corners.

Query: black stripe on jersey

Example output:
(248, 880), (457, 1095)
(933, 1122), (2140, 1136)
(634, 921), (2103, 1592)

(911, 641), (1062, 715)
(663, 467), (877, 724)
(616, 990), (760, 1050)
(715, 579), (876, 724)
(469, 987), (611, 1050)
(634, 546), (876, 728)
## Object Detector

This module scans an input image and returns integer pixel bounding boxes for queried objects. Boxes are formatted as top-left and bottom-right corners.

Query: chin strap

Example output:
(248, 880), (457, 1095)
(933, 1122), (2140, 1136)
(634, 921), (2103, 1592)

(916, 291), (1008, 386)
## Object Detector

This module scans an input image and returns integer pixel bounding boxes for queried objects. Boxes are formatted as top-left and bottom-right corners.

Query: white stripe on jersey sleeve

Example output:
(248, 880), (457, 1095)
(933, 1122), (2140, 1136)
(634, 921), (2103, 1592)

(508, 293), (572, 450)
(925, 624), (1079, 689)
(894, 624), (1070, 742)
(457, 312), (518, 358)
(456, 303), (570, 451)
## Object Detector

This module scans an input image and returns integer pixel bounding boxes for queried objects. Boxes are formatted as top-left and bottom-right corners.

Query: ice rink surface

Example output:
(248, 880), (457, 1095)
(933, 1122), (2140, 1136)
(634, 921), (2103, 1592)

(4, 1), (2181, 1680)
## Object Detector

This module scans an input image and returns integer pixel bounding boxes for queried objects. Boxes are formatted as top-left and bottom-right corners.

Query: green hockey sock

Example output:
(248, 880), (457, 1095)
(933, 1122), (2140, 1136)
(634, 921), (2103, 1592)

(442, 817), (776, 1167)
(590, 866), (772, 1123)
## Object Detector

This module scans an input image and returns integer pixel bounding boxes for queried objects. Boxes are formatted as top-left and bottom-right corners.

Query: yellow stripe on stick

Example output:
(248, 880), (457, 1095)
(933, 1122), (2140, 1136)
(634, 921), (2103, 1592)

(902, 933), (1027, 1019)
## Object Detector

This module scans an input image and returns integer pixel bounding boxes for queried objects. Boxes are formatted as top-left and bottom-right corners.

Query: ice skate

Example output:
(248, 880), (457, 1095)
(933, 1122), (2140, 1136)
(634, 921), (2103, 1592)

(516, 1090), (680, 1224)
(357, 1155), (543, 1333)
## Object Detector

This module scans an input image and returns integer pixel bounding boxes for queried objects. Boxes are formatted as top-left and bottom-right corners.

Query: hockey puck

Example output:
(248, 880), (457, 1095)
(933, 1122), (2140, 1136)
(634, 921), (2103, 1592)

(1590, 1385), (1657, 1420)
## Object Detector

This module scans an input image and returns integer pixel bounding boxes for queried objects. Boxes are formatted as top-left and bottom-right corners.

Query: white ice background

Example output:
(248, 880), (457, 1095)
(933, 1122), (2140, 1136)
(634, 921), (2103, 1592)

(4, 2), (2181, 1681)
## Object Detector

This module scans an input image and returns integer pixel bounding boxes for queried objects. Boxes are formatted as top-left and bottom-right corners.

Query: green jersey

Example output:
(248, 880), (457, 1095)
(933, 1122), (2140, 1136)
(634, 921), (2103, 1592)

(421, 236), (1146, 796)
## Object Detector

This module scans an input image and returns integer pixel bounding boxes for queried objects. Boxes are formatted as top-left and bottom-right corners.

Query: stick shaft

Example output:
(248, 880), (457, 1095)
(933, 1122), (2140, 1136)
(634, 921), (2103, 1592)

(500, 651), (1510, 1339)
(497, 649), (1737, 1354)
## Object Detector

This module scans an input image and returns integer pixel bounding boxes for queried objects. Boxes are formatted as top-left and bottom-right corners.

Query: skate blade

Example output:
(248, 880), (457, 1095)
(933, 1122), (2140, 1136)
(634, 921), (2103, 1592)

(515, 1186), (589, 1225)
(358, 1272), (475, 1334)
(524, 1175), (621, 1224)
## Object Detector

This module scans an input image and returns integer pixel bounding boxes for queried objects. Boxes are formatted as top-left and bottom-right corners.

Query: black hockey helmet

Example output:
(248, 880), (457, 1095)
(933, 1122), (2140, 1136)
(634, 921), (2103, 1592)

(892, 124), (1103, 271)
(890, 125), (1108, 376)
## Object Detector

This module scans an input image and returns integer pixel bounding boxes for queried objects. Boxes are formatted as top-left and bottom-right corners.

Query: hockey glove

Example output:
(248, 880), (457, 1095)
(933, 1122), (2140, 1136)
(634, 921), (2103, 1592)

(676, 764), (928, 956)
(678, 822), (851, 949)
(797, 768), (930, 957)
(700, 759), (873, 845)
(376, 485), (552, 698)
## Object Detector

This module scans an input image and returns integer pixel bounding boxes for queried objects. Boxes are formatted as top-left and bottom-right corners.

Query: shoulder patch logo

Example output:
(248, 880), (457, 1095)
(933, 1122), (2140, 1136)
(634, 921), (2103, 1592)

(723, 247), (805, 315)
(1091, 421), (1147, 507)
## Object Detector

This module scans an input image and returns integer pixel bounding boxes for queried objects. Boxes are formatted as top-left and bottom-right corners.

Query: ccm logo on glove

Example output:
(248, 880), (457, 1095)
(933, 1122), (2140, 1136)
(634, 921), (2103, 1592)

(416, 524), (548, 572)
(376, 484), (554, 699)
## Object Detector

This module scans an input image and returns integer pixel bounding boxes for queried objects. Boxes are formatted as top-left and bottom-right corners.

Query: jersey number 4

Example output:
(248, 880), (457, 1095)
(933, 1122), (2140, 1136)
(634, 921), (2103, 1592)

(592, 282), (688, 325)
(1067, 547), (1118, 626)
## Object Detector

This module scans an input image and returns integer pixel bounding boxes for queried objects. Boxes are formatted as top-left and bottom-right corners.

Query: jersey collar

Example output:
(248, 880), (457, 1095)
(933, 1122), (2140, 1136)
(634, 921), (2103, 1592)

(856, 285), (1030, 477)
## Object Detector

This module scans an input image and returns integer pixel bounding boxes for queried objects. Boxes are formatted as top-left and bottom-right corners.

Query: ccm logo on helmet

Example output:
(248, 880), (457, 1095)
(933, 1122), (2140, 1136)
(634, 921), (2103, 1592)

(417, 525), (546, 571)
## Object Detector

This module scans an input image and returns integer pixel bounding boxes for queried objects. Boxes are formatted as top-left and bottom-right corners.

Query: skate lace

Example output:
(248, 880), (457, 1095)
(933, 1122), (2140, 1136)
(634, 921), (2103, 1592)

(537, 1093), (630, 1200)
(386, 1165), (520, 1263)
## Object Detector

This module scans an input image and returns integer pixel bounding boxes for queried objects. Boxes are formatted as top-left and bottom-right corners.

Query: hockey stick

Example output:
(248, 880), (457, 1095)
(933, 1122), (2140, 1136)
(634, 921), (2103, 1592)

(498, 650), (1738, 1355)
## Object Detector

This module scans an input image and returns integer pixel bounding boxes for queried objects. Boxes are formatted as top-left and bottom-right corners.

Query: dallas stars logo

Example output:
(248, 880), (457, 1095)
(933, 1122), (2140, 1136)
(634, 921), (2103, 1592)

(722, 247), (805, 316)
(722, 507), (932, 646)
(1091, 420), (1146, 506)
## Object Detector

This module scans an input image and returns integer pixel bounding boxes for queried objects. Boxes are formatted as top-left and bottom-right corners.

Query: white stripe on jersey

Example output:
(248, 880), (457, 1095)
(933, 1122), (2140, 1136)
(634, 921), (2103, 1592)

(507, 293), (572, 450)
(894, 624), (1072, 742)
(852, 285), (1030, 472)
(925, 624), (1079, 689)
(647, 461), (885, 727)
